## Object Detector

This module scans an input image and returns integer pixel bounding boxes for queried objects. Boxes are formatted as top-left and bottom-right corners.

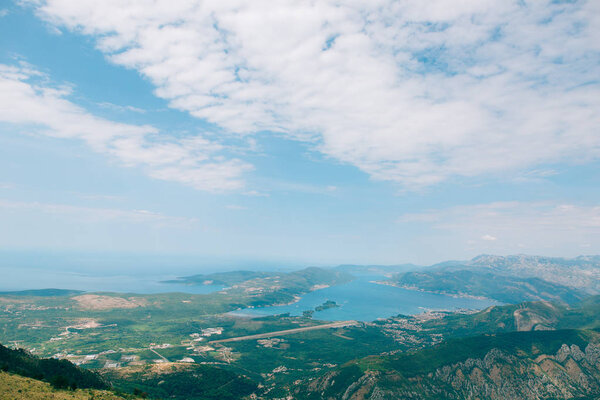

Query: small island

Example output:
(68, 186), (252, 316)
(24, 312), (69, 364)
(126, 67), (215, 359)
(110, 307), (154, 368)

(302, 300), (340, 318)
(315, 300), (339, 312)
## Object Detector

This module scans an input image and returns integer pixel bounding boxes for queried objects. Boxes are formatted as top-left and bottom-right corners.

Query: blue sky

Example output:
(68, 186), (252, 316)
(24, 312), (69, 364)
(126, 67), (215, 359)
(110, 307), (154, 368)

(0, 1), (599, 266)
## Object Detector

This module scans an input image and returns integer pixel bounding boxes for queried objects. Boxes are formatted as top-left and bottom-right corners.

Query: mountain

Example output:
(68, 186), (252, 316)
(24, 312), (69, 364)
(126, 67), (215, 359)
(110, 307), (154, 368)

(463, 254), (600, 294)
(293, 329), (600, 400)
(390, 269), (584, 304)
(417, 300), (569, 337)
(0, 343), (107, 391)
(291, 296), (600, 399)
(0, 342), (256, 400)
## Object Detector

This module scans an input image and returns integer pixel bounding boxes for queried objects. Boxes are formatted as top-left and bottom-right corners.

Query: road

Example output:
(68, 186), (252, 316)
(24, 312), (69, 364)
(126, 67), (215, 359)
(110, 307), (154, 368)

(209, 320), (359, 344)
(149, 348), (169, 362)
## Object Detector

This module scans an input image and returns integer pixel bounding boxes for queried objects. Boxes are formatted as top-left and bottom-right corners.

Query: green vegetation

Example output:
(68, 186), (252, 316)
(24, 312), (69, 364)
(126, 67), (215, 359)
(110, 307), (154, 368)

(103, 364), (257, 400)
(0, 267), (351, 355)
(165, 270), (275, 286)
(314, 300), (339, 312)
(0, 371), (139, 400)
(295, 329), (600, 399)
(0, 267), (359, 399)
(392, 269), (584, 304)
(383, 329), (595, 375)
(4, 261), (600, 399)
(418, 295), (600, 337)
(166, 267), (352, 290)
(302, 300), (339, 317)
(0, 343), (107, 390)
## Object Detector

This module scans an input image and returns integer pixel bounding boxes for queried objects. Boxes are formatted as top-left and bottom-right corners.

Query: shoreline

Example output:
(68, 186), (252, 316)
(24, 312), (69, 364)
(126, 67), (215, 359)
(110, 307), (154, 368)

(371, 280), (494, 302)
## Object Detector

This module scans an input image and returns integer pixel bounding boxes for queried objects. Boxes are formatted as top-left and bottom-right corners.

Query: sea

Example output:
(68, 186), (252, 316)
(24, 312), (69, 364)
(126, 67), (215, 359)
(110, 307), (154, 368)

(230, 274), (498, 321)
(1, 265), (497, 322)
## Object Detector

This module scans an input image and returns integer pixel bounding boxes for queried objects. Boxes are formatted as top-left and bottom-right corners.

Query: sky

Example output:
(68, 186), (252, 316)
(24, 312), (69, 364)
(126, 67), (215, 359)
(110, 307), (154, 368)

(0, 0), (599, 267)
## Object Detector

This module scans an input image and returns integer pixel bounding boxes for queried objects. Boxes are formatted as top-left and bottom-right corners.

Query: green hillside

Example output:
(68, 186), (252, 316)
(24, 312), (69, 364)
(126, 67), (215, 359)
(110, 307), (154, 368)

(0, 371), (137, 400)
(392, 269), (584, 304)
(0, 343), (107, 391)
(295, 329), (600, 400)
(164, 270), (276, 286)
(103, 363), (257, 400)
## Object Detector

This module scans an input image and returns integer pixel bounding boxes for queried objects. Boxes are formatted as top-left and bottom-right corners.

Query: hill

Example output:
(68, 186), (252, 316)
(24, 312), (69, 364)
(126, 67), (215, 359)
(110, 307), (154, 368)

(390, 269), (584, 304)
(164, 270), (276, 286)
(102, 362), (257, 400)
(0, 371), (137, 400)
(294, 329), (600, 400)
(165, 267), (353, 294)
(439, 254), (600, 294)
(0, 343), (107, 391)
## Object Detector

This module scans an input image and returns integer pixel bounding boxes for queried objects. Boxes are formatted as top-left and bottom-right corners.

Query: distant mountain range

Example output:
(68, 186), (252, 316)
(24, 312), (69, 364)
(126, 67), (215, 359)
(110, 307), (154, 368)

(355, 254), (600, 306)
(436, 254), (600, 294)
(390, 269), (584, 304)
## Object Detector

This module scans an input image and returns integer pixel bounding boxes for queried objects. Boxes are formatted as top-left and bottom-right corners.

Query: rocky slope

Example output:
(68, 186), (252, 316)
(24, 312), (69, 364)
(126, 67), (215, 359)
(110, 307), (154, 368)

(293, 329), (600, 400)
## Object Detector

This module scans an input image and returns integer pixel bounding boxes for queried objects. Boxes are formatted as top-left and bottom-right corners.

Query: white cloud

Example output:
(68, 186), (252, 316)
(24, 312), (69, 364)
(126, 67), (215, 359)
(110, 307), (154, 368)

(0, 9), (9, 18)
(0, 63), (251, 191)
(0, 198), (196, 226)
(75, 193), (123, 201)
(398, 201), (600, 254)
(97, 101), (146, 113)
(243, 190), (269, 197)
(29, 0), (600, 187)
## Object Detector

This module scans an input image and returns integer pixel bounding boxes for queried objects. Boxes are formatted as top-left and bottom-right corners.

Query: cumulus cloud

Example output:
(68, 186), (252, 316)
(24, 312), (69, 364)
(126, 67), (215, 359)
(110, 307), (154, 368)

(481, 234), (497, 241)
(29, 0), (600, 187)
(0, 63), (251, 191)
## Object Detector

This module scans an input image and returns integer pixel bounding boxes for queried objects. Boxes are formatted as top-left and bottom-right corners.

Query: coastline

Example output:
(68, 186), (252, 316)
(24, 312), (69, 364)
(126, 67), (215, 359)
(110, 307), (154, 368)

(371, 280), (494, 302)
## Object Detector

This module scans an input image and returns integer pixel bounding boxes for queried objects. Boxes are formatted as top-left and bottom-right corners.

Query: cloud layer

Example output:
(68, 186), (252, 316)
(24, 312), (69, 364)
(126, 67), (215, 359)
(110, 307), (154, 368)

(0, 63), (250, 191)
(0, 198), (196, 226)
(399, 201), (600, 254)
(31, 0), (600, 187)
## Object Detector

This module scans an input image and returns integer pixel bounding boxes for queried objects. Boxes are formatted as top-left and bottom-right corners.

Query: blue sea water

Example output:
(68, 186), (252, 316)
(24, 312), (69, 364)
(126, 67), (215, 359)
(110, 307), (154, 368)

(0, 266), (224, 294)
(231, 274), (498, 321)
(2, 266), (497, 321)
